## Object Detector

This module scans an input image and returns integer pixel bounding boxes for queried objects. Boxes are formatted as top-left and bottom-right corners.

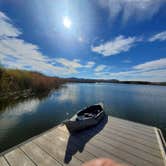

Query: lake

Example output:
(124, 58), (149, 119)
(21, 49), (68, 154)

(0, 83), (166, 153)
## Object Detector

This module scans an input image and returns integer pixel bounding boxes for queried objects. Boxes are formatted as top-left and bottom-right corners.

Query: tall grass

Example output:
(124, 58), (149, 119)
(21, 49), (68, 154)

(0, 67), (64, 94)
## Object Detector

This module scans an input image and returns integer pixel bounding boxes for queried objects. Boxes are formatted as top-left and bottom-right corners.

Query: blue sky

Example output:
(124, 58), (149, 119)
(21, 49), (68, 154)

(0, 0), (166, 81)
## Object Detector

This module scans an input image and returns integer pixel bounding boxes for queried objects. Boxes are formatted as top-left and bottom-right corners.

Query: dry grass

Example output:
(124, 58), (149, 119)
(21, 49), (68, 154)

(0, 68), (64, 94)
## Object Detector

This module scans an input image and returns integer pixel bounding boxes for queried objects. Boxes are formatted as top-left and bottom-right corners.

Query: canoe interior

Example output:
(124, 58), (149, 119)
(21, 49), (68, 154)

(77, 104), (103, 116)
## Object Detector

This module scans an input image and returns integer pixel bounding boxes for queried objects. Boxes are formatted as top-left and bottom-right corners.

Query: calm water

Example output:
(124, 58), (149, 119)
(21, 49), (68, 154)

(0, 83), (166, 152)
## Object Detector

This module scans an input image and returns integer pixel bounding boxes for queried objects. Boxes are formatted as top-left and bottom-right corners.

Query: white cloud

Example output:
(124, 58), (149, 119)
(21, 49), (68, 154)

(134, 58), (166, 70)
(123, 59), (132, 63)
(109, 69), (166, 81)
(55, 58), (83, 74)
(0, 37), (69, 76)
(84, 61), (95, 68)
(109, 58), (166, 81)
(149, 31), (166, 42)
(56, 58), (82, 68)
(91, 36), (137, 56)
(98, 0), (165, 22)
(55, 59), (95, 73)
(0, 11), (21, 37)
(94, 65), (107, 72)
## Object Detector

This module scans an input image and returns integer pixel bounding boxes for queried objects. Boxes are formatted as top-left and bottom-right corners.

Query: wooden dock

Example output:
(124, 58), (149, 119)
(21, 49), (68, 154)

(0, 116), (166, 166)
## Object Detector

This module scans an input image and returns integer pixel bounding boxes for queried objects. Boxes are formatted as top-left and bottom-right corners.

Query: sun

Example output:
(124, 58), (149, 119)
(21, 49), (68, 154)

(63, 16), (72, 29)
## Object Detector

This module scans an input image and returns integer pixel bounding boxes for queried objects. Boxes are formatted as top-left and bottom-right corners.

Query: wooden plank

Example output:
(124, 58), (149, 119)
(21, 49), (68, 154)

(33, 136), (82, 166)
(4, 148), (35, 166)
(0, 157), (9, 166)
(59, 124), (160, 151)
(89, 138), (154, 166)
(155, 128), (166, 166)
(97, 128), (161, 158)
(41, 130), (97, 164)
(50, 127), (132, 166)
(21, 142), (61, 166)
(107, 118), (156, 137)
(101, 126), (160, 150)
(95, 132), (164, 165)
(46, 128), (129, 165)
(110, 117), (155, 134)
(104, 124), (158, 144)
(57, 126), (164, 166)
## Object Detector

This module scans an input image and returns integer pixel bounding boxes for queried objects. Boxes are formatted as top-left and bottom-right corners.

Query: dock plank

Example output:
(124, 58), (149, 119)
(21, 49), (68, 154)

(0, 157), (9, 166)
(46, 127), (131, 165)
(57, 126), (163, 166)
(107, 119), (157, 138)
(0, 116), (165, 166)
(33, 135), (82, 166)
(5, 148), (36, 166)
(21, 142), (61, 166)
(110, 117), (156, 134)
(98, 128), (161, 158)
(95, 133), (163, 165)
(102, 126), (160, 149)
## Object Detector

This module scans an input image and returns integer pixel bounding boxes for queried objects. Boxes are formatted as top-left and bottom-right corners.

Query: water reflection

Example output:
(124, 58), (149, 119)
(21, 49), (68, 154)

(1, 98), (40, 117)
(0, 99), (40, 139)
(50, 84), (79, 103)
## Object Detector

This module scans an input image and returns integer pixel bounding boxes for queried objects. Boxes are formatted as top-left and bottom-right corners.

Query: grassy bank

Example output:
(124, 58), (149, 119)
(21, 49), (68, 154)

(0, 68), (64, 95)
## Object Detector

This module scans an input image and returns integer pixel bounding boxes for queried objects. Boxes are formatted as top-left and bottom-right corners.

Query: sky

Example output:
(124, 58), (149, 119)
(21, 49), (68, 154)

(0, 0), (166, 81)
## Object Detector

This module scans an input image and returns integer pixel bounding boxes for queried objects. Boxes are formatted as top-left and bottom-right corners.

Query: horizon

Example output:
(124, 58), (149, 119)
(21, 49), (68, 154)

(0, 0), (166, 81)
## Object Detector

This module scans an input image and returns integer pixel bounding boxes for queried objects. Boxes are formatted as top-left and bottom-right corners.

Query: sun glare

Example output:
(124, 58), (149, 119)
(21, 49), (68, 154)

(63, 16), (72, 29)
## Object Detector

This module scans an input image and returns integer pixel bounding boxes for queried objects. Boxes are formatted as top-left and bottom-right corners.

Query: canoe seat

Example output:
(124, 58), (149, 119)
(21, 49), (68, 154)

(76, 113), (94, 121)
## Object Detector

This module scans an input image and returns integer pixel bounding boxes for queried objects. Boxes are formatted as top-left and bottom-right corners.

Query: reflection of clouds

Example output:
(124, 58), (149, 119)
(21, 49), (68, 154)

(51, 84), (79, 103)
(2, 98), (40, 116)
(0, 98), (40, 139)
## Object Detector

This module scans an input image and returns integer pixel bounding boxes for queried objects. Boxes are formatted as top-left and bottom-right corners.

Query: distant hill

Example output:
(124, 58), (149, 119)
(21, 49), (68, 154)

(64, 77), (166, 86)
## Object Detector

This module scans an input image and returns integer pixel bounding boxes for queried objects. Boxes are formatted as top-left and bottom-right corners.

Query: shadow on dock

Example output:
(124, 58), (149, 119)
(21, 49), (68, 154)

(64, 115), (108, 163)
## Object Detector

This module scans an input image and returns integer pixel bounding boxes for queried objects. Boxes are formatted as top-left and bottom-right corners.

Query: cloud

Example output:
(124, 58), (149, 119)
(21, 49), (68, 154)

(134, 58), (166, 70)
(109, 58), (166, 81)
(0, 37), (69, 75)
(55, 58), (83, 74)
(123, 59), (132, 63)
(84, 61), (95, 68)
(0, 11), (21, 37)
(149, 31), (166, 42)
(94, 65), (106, 72)
(56, 58), (82, 68)
(91, 35), (137, 56)
(109, 69), (166, 81)
(98, 0), (166, 22)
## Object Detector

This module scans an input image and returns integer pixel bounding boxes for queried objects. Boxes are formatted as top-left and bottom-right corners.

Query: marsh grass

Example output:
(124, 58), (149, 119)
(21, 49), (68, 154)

(0, 67), (64, 95)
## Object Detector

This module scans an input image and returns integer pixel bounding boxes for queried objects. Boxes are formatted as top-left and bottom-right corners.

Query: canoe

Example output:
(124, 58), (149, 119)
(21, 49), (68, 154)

(64, 103), (105, 133)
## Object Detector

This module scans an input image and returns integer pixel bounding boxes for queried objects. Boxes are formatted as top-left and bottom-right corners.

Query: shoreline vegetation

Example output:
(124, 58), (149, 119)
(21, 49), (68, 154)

(0, 68), (166, 98)
(0, 68), (64, 98)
